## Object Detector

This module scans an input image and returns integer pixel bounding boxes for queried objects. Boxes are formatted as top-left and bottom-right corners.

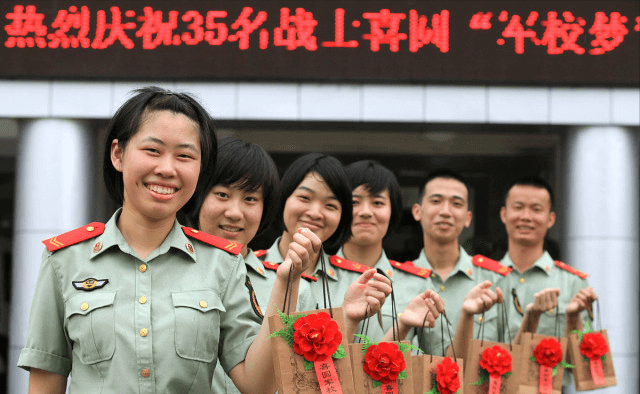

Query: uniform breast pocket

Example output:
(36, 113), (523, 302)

(172, 290), (225, 363)
(65, 292), (116, 365)
(538, 302), (567, 336)
(473, 307), (500, 341)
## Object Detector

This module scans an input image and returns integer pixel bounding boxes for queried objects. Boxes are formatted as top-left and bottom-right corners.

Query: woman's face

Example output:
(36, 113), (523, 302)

(283, 172), (342, 243)
(348, 185), (392, 247)
(198, 184), (264, 257)
(111, 110), (201, 222)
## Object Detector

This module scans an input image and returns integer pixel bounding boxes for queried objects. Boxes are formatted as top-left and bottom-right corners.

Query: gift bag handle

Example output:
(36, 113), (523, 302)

(318, 247), (334, 317)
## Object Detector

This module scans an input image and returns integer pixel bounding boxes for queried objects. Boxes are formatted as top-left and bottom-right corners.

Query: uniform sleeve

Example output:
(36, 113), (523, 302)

(17, 249), (72, 376)
(217, 253), (262, 374)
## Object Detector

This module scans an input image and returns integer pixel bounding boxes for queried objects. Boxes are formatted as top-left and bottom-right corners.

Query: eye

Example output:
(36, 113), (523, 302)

(373, 200), (386, 207)
(145, 148), (160, 154)
(215, 191), (229, 199)
(352, 199), (359, 206)
(326, 203), (340, 211)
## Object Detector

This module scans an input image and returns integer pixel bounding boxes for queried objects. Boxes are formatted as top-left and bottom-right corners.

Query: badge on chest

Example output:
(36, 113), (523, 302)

(72, 278), (109, 291)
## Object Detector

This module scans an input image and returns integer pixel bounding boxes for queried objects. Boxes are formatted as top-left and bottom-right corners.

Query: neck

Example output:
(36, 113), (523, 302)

(342, 241), (382, 268)
(279, 231), (320, 275)
(423, 236), (460, 278)
(507, 240), (545, 273)
(117, 205), (175, 260)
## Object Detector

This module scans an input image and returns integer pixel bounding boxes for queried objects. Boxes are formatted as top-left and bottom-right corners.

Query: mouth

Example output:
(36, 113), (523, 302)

(516, 225), (534, 231)
(435, 222), (454, 227)
(354, 222), (374, 228)
(219, 225), (243, 233)
(299, 220), (322, 231)
(145, 183), (178, 199)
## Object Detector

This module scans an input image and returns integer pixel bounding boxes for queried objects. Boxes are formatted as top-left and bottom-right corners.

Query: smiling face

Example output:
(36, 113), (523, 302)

(501, 184), (556, 248)
(282, 172), (342, 243)
(111, 110), (201, 224)
(347, 185), (392, 248)
(198, 184), (263, 257)
(412, 177), (472, 245)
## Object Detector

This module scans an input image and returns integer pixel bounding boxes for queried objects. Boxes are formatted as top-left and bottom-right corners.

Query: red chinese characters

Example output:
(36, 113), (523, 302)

(48, 6), (91, 48)
(135, 7), (179, 49)
(589, 11), (629, 54)
(362, 9), (407, 52)
(274, 7), (317, 50)
(4, 5), (47, 48)
(91, 6), (135, 49)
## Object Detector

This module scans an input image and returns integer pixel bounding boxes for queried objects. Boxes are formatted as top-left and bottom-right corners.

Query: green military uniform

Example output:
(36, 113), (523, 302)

(18, 210), (261, 394)
(409, 247), (509, 356)
(498, 251), (591, 387)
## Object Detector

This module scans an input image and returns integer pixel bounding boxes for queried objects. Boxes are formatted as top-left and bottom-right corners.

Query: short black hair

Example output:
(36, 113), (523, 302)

(102, 86), (217, 216)
(345, 160), (403, 235)
(417, 169), (470, 204)
(277, 153), (352, 254)
(189, 136), (279, 237)
(503, 176), (555, 210)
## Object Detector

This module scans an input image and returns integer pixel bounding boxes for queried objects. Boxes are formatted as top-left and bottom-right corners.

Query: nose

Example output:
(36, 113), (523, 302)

(357, 200), (373, 218)
(438, 201), (452, 217)
(306, 201), (323, 220)
(155, 154), (177, 178)
(225, 198), (242, 221)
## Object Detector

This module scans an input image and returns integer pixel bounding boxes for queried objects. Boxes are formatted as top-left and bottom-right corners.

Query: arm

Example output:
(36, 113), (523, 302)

(28, 368), (67, 394)
(229, 228), (321, 394)
(512, 288), (559, 344)
(342, 269), (393, 342)
(448, 281), (503, 361)
(565, 286), (598, 337)
(380, 290), (444, 342)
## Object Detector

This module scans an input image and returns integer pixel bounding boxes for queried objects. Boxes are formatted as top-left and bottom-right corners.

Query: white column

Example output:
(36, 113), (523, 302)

(563, 126), (639, 394)
(8, 119), (91, 393)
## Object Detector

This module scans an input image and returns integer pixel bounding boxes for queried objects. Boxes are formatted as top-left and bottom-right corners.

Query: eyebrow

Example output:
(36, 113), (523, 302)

(428, 193), (466, 202)
(298, 185), (339, 201)
(141, 136), (200, 154)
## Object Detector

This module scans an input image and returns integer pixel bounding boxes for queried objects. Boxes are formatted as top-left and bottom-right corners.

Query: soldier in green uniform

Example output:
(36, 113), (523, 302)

(17, 88), (319, 394)
(497, 176), (597, 388)
(249, 153), (393, 342)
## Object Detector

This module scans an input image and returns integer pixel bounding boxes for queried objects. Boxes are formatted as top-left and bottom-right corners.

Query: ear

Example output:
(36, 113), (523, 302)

(110, 139), (124, 173)
(411, 203), (421, 222)
(547, 211), (556, 229)
(500, 206), (507, 224)
(464, 210), (472, 228)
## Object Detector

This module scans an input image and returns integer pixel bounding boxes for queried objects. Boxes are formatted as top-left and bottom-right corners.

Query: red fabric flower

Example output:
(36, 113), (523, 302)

(363, 342), (406, 384)
(292, 312), (342, 362)
(479, 345), (512, 377)
(436, 357), (460, 394)
(580, 332), (609, 361)
(533, 338), (563, 368)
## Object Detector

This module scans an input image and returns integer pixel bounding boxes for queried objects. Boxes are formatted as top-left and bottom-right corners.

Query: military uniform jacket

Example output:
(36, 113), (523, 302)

(17, 210), (261, 394)
(409, 247), (507, 355)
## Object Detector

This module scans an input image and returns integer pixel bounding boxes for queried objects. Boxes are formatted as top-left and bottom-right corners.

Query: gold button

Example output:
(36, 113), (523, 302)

(336, 258), (342, 263)
(139, 264), (147, 273)
(545, 266), (550, 271)
(80, 302), (89, 311)
(440, 285), (445, 291)
(186, 243), (194, 254)
(140, 328), (148, 337)
(385, 269), (393, 278)
(467, 269), (473, 275)
(139, 296), (147, 304)
(191, 229), (199, 233)
(200, 300), (208, 308)
(313, 273), (318, 278)
(93, 241), (102, 253)
(141, 369), (150, 377)
(478, 316), (483, 323)
(86, 226), (95, 232)
(548, 309), (555, 315)
(431, 273), (436, 278)
(519, 278), (525, 284)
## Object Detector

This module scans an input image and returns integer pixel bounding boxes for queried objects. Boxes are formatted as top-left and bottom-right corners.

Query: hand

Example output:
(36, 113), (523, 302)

(398, 290), (445, 329)
(277, 228), (321, 279)
(342, 269), (392, 323)
(525, 288), (560, 317)
(566, 286), (597, 316)
(461, 280), (504, 315)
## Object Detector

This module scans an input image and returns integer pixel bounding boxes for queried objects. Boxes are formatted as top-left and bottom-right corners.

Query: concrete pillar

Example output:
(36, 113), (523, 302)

(8, 119), (91, 393)
(563, 126), (639, 394)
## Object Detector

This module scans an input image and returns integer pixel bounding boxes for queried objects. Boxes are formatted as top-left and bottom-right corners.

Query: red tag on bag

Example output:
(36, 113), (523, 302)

(590, 359), (605, 386)
(539, 365), (553, 393)
(488, 374), (501, 394)
(314, 358), (344, 394)
(380, 381), (398, 394)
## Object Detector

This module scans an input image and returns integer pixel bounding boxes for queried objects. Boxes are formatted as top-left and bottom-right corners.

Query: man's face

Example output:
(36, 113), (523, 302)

(500, 184), (556, 247)
(412, 177), (472, 245)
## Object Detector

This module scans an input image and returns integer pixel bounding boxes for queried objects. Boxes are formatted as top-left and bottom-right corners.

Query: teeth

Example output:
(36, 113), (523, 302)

(147, 184), (176, 195)
(221, 226), (241, 232)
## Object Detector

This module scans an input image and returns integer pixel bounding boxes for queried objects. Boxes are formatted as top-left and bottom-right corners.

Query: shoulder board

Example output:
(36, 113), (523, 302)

(43, 222), (105, 252)
(555, 260), (588, 279)
(253, 249), (267, 258)
(261, 261), (317, 282)
(392, 260), (432, 279)
(181, 227), (243, 255)
(329, 255), (369, 274)
(472, 255), (512, 276)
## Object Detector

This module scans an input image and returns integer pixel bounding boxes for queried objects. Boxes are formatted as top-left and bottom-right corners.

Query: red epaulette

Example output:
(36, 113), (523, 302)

(261, 261), (318, 282)
(555, 260), (589, 279)
(43, 222), (105, 252)
(253, 249), (267, 258)
(472, 255), (512, 276)
(329, 255), (369, 274)
(182, 227), (243, 255)
(389, 260), (432, 279)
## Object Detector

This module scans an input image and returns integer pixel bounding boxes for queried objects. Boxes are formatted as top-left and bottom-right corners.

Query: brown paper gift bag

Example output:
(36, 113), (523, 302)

(268, 307), (356, 394)
(519, 334), (570, 394)
(567, 328), (616, 391)
(464, 340), (521, 394)
(419, 354), (464, 394)
(349, 341), (414, 394)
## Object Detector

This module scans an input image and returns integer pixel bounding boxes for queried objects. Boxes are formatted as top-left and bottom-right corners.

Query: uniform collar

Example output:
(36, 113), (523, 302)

(414, 246), (474, 279)
(246, 249), (268, 277)
(90, 208), (197, 263)
(337, 247), (396, 282)
(500, 250), (554, 276)
(265, 237), (338, 281)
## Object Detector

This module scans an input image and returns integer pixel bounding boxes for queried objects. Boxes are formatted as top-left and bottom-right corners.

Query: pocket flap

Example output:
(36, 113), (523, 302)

(65, 292), (116, 318)
(171, 290), (225, 313)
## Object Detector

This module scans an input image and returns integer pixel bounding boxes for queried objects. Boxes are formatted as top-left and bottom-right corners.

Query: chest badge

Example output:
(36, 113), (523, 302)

(72, 278), (109, 291)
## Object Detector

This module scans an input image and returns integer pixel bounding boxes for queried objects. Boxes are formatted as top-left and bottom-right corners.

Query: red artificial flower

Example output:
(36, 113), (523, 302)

(580, 332), (609, 361)
(363, 342), (406, 384)
(436, 357), (460, 394)
(479, 345), (512, 377)
(533, 338), (563, 368)
(292, 312), (342, 362)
